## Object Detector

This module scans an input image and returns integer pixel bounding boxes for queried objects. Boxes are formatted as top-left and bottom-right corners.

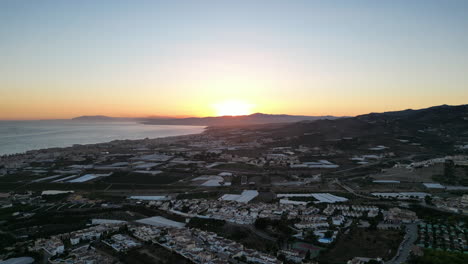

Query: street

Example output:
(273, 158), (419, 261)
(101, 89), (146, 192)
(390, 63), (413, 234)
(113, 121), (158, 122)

(386, 223), (418, 264)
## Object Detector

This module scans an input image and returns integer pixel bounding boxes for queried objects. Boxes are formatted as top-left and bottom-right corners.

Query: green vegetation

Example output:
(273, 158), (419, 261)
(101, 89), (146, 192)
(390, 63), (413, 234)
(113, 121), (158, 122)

(1, 205), (130, 239)
(101, 171), (190, 185)
(432, 161), (456, 185)
(409, 249), (468, 264)
(0, 182), (24, 191)
(424, 195), (433, 205)
(187, 217), (226, 233)
(41, 192), (71, 202)
(214, 163), (263, 172)
(5, 212), (88, 239)
(176, 191), (220, 200)
(254, 217), (294, 238)
(188, 217), (278, 254)
(285, 196), (318, 202)
(84, 192), (127, 202)
(0, 172), (40, 183)
(432, 161), (468, 186)
(416, 222), (467, 251)
(109, 184), (184, 190)
(318, 228), (403, 263)
(0, 232), (16, 254)
(0, 204), (36, 221)
(9, 182), (109, 192)
(303, 230), (319, 242)
(126, 205), (186, 222)
(409, 205), (468, 222)
(329, 192), (357, 200)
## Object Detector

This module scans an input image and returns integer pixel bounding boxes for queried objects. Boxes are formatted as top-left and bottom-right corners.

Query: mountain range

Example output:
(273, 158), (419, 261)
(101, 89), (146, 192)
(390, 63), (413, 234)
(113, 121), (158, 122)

(72, 104), (468, 131)
(72, 113), (342, 126)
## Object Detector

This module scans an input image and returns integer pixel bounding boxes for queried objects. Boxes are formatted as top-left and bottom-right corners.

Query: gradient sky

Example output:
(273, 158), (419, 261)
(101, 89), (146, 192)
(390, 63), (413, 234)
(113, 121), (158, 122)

(1, 0), (468, 119)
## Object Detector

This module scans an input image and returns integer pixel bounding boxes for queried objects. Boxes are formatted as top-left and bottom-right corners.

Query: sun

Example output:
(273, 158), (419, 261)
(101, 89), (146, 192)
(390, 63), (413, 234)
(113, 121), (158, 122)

(214, 100), (253, 116)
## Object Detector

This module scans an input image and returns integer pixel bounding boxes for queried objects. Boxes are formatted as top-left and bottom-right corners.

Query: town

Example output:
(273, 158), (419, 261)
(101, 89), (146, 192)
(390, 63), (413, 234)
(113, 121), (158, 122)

(1, 105), (468, 264)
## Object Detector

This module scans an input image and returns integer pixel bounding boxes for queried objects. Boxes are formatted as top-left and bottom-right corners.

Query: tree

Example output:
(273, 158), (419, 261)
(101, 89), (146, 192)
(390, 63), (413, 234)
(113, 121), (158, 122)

(304, 231), (318, 242)
(443, 160), (456, 184)
(254, 218), (270, 230)
(424, 195), (433, 205)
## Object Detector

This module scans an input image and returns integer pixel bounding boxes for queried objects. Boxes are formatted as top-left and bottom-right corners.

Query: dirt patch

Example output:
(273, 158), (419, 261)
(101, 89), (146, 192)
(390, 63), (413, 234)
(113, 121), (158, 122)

(318, 227), (404, 263)
(370, 165), (443, 183)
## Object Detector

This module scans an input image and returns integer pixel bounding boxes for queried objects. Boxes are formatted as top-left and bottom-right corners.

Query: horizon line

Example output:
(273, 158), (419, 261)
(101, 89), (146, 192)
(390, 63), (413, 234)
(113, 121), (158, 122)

(0, 103), (465, 121)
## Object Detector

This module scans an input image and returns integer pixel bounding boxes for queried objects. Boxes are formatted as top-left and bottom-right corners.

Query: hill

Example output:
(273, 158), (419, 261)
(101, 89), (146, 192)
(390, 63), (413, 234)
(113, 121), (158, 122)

(233, 104), (468, 155)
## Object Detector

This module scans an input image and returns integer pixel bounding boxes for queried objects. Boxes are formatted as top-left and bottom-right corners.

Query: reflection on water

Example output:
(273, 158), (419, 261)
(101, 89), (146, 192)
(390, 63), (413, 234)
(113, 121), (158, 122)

(0, 120), (205, 155)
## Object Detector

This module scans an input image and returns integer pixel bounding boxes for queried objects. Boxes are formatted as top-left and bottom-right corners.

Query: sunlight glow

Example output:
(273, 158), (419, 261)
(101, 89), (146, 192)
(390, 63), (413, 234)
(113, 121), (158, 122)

(213, 100), (253, 116)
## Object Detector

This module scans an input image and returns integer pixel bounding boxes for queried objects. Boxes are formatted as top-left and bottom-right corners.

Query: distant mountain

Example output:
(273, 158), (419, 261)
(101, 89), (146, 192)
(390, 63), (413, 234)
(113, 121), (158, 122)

(71, 113), (342, 126)
(72, 115), (169, 122)
(141, 113), (342, 126)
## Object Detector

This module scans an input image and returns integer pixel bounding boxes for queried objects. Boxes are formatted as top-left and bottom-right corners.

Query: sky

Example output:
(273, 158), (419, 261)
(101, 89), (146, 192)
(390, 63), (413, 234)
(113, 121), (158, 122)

(1, 0), (467, 120)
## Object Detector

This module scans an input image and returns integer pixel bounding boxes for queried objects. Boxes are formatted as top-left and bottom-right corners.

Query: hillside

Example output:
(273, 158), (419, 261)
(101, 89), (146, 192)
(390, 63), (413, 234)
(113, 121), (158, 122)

(230, 104), (468, 155)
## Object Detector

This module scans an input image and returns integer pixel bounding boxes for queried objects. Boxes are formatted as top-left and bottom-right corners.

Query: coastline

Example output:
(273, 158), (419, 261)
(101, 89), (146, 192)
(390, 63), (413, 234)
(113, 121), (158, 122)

(0, 124), (207, 158)
(0, 131), (206, 167)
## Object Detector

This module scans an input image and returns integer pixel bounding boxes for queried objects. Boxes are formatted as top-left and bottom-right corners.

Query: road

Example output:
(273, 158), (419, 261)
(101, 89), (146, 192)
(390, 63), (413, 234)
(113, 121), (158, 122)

(334, 179), (379, 200)
(386, 223), (418, 264)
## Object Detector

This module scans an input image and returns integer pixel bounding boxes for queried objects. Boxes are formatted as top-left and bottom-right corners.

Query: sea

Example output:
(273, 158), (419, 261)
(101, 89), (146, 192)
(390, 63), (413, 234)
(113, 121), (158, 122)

(0, 120), (205, 156)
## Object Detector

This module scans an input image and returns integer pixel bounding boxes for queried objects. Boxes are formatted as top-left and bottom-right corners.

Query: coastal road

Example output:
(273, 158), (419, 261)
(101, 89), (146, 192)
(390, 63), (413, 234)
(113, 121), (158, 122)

(386, 223), (418, 264)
